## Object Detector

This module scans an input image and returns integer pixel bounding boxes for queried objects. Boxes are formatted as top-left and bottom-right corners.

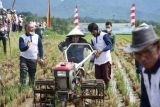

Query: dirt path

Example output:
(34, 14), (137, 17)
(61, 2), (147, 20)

(116, 57), (137, 103)
(20, 98), (33, 107)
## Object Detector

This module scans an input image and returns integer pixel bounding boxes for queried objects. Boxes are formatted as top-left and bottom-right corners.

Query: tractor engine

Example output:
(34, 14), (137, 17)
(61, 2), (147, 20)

(52, 62), (76, 93)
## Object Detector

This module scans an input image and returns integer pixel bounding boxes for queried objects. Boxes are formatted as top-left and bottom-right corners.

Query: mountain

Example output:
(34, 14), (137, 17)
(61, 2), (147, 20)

(2, 0), (160, 22)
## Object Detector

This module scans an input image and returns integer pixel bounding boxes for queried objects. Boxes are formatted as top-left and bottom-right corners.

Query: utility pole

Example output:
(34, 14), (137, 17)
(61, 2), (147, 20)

(11, 0), (16, 10)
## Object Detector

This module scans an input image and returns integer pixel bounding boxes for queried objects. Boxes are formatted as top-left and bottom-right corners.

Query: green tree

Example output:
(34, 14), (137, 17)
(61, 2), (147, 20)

(155, 24), (160, 37)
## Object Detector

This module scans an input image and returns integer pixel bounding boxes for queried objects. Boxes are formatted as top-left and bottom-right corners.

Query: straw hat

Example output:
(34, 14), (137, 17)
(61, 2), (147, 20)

(67, 26), (84, 37)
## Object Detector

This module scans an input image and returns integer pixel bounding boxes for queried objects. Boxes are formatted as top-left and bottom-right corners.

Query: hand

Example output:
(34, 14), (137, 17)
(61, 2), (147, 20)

(0, 27), (5, 32)
(27, 41), (31, 47)
(95, 49), (102, 58)
(39, 59), (44, 67)
(63, 47), (67, 52)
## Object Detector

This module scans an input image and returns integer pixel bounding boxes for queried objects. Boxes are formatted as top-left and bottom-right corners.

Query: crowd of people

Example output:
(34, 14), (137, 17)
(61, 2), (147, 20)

(0, 7), (47, 54)
(0, 8), (13, 54)
(0, 8), (25, 54)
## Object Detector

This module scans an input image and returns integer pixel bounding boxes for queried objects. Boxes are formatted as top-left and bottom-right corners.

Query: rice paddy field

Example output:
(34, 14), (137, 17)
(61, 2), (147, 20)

(0, 30), (141, 107)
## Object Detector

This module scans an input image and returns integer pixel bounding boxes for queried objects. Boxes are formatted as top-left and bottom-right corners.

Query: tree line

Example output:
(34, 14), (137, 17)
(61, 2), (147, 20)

(19, 11), (160, 35)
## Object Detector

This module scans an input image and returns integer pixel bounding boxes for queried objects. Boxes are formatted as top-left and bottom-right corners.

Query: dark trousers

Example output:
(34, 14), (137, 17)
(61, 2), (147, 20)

(0, 36), (7, 54)
(20, 56), (37, 88)
(95, 62), (111, 84)
(18, 25), (23, 32)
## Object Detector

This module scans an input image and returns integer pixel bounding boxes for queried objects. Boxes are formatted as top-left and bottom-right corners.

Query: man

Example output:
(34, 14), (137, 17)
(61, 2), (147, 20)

(58, 26), (88, 63)
(88, 23), (112, 88)
(124, 24), (160, 107)
(19, 22), (44, 90)
(103, 21), (115, 51)
(0, 21), (7, 54)
(11, 10), (18, 32)
(18, 15), (23, 32)
(35, 24), (43, 39)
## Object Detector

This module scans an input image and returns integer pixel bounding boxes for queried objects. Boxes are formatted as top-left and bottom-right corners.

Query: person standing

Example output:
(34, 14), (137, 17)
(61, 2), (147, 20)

(35, 24), (43, 39)
(103, 21), (115, 51)
(0, 21), (7, 54)
(18, 15), (23, 32)
(88, 23), (112, 88)
(19, 22), (44, 90)
(124, 24), (160, 107)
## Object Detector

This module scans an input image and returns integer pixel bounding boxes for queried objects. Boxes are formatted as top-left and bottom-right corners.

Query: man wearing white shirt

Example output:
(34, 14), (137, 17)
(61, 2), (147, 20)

(88, 23), (112, 88)
(19, 22), (44, 90)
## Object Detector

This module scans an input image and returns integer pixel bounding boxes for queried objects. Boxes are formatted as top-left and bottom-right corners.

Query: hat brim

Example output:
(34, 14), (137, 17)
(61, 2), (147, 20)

(67, 26), (85, 37)
(123, 45), (147, 53)
(123, 39), (160, 53)
(67, 34), (85, 37)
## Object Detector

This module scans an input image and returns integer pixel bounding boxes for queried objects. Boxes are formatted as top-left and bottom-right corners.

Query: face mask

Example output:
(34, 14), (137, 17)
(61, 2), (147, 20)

(29, 32), (34, 35)
(106, 28), (111, 33)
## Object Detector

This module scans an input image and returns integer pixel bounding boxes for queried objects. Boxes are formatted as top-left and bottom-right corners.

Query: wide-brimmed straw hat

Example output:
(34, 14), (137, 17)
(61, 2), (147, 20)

(124, 24), (160, 53)
(67, 26), (84, 37)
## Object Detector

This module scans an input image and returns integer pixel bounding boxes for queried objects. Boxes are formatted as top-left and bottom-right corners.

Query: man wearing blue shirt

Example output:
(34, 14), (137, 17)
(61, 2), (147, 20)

(58, 26), (88, 63)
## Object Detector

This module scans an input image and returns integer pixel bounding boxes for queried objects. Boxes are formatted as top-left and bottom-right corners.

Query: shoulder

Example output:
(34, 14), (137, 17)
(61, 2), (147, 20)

(99, 32), (109, 38)
(80, 38), (88, 43)
(102, 33), (109, 39)
(61, 38), (72, 46)
(33, 33), (39, 39)
(65, 38), (72, 43)
(100, 31), (107, 36)
(102, 30), (107, 33)
(34, 33), (39, 37)
(20, 34), (26, 39)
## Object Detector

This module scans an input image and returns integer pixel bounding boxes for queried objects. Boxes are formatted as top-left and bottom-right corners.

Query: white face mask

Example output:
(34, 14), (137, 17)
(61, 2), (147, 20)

(29, 32), (35, 35)
(106, 28), (111, 33)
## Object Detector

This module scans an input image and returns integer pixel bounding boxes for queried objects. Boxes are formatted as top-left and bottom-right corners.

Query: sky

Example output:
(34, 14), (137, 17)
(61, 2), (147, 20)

(1, 0), (160, 22)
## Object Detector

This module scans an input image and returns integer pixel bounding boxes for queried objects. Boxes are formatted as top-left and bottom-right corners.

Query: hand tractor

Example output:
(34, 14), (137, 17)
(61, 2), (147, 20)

(33, 43), (105, 107)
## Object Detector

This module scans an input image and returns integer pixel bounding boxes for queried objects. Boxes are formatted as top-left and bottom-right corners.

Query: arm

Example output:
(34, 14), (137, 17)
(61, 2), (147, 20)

(0, 30), (5, 36)
(19, 37), (29, 52)
(38, 37), (44, 59)
(0, 26), (8, 36)
(140, 76), (151, 107)
(58, 38), (70, 52)
(102, 34), (112, 52)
